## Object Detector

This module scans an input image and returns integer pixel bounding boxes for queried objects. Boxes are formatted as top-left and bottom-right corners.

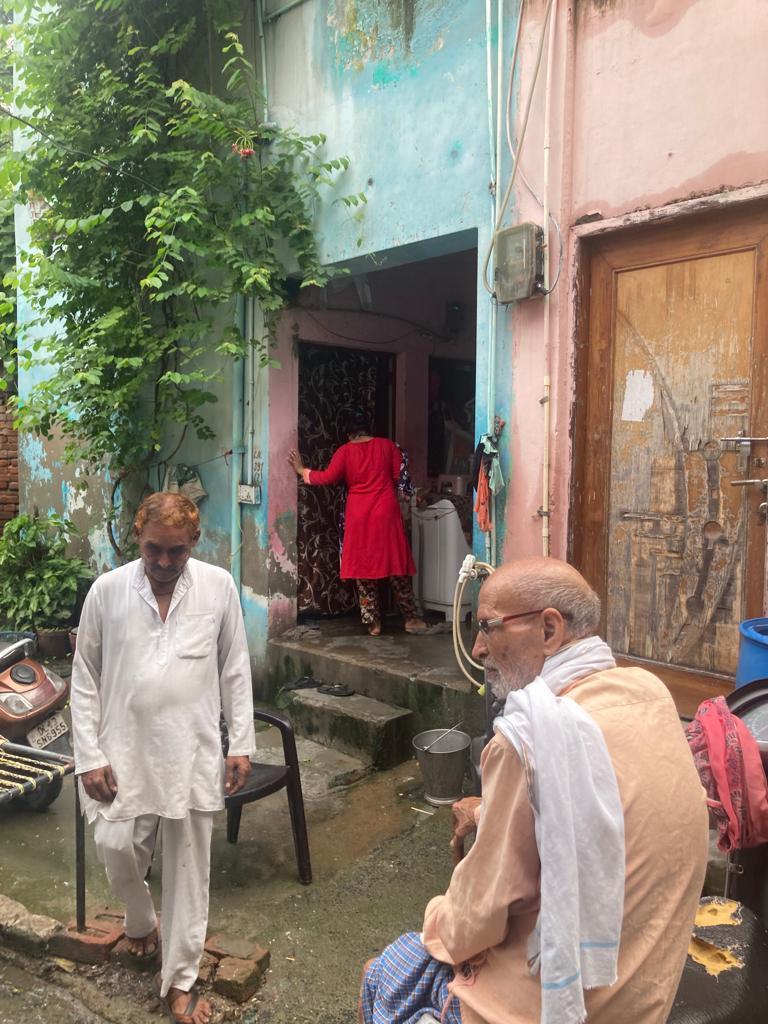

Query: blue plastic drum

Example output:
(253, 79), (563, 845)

(736, 618), (768, 687)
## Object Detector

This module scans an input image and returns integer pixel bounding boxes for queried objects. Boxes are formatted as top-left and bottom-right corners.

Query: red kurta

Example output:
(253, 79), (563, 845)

(306, 438), (416, 580)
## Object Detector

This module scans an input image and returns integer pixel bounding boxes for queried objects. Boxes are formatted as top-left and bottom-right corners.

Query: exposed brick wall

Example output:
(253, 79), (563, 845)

(0, 402), (18, 529)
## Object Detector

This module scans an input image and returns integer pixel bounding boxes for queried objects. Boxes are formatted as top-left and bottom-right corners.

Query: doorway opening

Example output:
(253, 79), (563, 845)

(297, 343), (394, 617)
(293, 246), (478, 638)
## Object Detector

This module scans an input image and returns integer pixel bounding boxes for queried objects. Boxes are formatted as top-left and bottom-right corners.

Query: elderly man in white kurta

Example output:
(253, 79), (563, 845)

(71, 492), (255, 1024)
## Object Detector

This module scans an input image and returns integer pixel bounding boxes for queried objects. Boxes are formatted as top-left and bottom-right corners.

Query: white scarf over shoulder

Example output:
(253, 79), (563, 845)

(493, 636), (625, 1024)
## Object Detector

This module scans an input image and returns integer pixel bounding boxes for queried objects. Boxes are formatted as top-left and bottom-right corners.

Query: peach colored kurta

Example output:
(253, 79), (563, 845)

(422, 666), (708, 1024)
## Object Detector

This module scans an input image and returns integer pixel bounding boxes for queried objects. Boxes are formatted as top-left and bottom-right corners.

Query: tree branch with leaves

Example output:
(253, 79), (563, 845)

(0, 0), (362, 545)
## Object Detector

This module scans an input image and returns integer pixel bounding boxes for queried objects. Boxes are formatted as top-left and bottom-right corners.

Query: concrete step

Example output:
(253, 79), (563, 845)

(253, 710), (374, 792)
(283, 687), (414, 767)
(267, 623), (486, 741)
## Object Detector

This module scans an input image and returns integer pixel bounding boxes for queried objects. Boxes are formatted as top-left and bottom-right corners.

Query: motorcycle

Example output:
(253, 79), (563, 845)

(0, 633), (72, 810)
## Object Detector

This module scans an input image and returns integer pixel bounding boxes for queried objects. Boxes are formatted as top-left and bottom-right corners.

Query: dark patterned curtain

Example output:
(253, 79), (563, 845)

(297, 343), (392, 616)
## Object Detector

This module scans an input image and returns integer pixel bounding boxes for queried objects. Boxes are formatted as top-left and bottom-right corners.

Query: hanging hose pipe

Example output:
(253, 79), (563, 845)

(452, 555), (495, 690)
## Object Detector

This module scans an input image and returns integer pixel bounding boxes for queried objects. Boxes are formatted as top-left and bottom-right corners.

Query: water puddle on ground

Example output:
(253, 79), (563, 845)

(0, 750), (439, 938)
(208, 762), (429, 907)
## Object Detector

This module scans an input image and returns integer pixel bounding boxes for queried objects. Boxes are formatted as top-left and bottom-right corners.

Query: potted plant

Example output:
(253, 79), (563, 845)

(0, 512), (93, 658)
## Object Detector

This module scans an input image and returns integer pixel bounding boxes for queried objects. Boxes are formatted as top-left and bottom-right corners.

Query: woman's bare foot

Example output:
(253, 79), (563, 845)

(166, 987), (212, 1024)
(125, 927), (158, 960)
(367, 620), (382, 636)
(404, 617), (428, 635)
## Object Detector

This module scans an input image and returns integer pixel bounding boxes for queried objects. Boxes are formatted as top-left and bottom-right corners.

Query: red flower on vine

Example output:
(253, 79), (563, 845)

(231, 142), (255, 160)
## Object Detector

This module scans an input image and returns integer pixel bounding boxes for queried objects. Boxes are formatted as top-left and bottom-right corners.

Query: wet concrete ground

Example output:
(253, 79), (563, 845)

(0, 720), (458, 1023)
(0, 959), (96, 1024)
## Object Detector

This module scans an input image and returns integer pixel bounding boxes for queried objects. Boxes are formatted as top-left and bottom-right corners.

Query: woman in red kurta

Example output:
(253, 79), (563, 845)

(289, 412), (427, 637)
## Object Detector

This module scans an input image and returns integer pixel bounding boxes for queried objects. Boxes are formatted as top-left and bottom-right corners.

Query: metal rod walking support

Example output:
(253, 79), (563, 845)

(75, 782), (86, 932)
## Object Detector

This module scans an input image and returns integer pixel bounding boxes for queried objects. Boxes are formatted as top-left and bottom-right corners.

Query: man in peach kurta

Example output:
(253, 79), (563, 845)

(360, 558), (708, 1024)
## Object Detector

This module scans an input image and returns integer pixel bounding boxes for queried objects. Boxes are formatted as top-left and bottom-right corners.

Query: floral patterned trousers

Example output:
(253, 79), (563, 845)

(356, 576), (417, 625)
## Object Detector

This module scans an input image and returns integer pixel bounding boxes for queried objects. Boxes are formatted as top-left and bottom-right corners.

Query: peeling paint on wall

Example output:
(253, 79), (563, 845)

(19, 433), (52, 483)
(240, 582), (269, 664)
(87, 524), (118, 573)
(268, 511), (298, 594)
(387, 0), (416, 50)
(327, 0), (447, 79)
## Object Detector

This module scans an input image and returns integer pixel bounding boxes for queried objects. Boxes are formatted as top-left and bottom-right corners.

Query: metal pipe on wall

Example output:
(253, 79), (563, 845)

(540, 0), (557, 556)
(231, 298), (247, 591)
(245, 298), (256, 487)
(255, 0), (269, 111)
(488, 0), (503, 435)
(483, 0), (496, 567)
(483, 0), (506, 567)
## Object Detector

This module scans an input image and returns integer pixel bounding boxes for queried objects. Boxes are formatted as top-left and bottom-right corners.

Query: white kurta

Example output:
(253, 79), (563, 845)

(71, 557), (256, 823)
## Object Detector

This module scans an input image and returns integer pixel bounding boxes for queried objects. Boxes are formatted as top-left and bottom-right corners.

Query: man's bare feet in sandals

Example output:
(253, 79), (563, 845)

(166, 986), (212, 1024)
(125, 928), (159, 962)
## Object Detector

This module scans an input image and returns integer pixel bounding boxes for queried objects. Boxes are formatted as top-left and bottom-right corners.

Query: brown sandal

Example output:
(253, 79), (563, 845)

(154, 975), (211, 1024)
(125, 927), (159, 963)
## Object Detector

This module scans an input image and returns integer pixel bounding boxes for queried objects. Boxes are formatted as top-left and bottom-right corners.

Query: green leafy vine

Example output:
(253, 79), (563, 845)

(0, 0), (354, 512)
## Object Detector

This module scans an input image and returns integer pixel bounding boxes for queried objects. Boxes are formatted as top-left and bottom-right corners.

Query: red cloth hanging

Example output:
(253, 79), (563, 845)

(474, 463), (491, 533)
(685, 696), (768, 852)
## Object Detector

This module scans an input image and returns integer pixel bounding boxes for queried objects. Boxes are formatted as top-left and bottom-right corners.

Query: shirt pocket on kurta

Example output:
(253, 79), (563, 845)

(175, 612), (216, 659)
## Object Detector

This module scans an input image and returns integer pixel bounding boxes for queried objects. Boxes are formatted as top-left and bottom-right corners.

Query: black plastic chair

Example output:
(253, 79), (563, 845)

(223, 709), (312, 885)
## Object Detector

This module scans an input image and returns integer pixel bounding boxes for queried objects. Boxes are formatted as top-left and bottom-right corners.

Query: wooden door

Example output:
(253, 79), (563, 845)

(572, 205), (768, 713)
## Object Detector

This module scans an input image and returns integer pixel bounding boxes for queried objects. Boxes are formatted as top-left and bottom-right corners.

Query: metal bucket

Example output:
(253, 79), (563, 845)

(412, 729), (471, 806)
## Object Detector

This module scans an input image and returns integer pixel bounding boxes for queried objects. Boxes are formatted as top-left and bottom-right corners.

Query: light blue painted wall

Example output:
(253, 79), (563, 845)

(266, 0), (517, 557)
(15, 0), (519, 671)
(269, 1), (495, 259)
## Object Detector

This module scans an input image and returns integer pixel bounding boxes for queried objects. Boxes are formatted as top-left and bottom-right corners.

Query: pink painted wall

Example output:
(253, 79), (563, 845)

(501, 0), (768, 563)
(571, 0), (768, 222)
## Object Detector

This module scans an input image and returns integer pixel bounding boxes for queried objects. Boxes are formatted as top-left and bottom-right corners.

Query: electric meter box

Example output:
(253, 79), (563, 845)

(494, 222), (545, 303)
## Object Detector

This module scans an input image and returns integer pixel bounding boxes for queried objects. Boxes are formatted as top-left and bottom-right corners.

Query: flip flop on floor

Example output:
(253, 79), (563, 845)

(281, 675), (320, 692)
(317, 683), (355, 697)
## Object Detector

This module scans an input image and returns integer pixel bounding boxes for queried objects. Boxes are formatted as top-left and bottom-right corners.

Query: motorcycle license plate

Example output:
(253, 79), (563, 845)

(26, 712), (68, 750)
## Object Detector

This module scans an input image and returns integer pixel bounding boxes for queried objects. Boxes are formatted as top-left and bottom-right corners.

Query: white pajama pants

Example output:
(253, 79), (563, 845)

(94, 810), (214, 998)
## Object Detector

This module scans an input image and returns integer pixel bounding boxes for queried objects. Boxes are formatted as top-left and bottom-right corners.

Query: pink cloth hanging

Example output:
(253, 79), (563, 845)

(685, 696), (768, 852)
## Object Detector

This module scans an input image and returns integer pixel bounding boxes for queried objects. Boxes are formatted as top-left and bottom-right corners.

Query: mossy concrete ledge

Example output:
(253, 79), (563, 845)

(285, 688), (413, 766)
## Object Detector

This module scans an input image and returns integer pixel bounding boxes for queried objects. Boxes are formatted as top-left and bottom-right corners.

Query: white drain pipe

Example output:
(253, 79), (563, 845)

(540, 0), (557, 556)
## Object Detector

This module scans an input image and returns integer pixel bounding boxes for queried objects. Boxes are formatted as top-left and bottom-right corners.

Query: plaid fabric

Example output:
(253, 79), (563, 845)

(360, 932), (462, 1024)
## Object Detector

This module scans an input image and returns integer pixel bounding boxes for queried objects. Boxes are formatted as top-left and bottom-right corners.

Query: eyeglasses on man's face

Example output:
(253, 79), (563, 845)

(476, 608), (547, 635)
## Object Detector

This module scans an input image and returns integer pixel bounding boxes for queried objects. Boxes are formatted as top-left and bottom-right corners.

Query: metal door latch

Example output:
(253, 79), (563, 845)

(730, 478), (768, 488)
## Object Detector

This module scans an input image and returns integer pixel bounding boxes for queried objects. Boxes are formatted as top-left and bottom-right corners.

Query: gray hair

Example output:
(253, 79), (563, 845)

(521, 575), (601, 641)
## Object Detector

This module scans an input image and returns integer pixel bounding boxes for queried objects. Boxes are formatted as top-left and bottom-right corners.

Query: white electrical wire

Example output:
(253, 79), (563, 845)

(452, 556), (495, 688)
(504, 4), (564, 295)
(481, 0), (556, 297)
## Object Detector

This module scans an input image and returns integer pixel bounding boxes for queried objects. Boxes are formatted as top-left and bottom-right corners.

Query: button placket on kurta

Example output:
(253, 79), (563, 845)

(133, 567), (193, 667)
